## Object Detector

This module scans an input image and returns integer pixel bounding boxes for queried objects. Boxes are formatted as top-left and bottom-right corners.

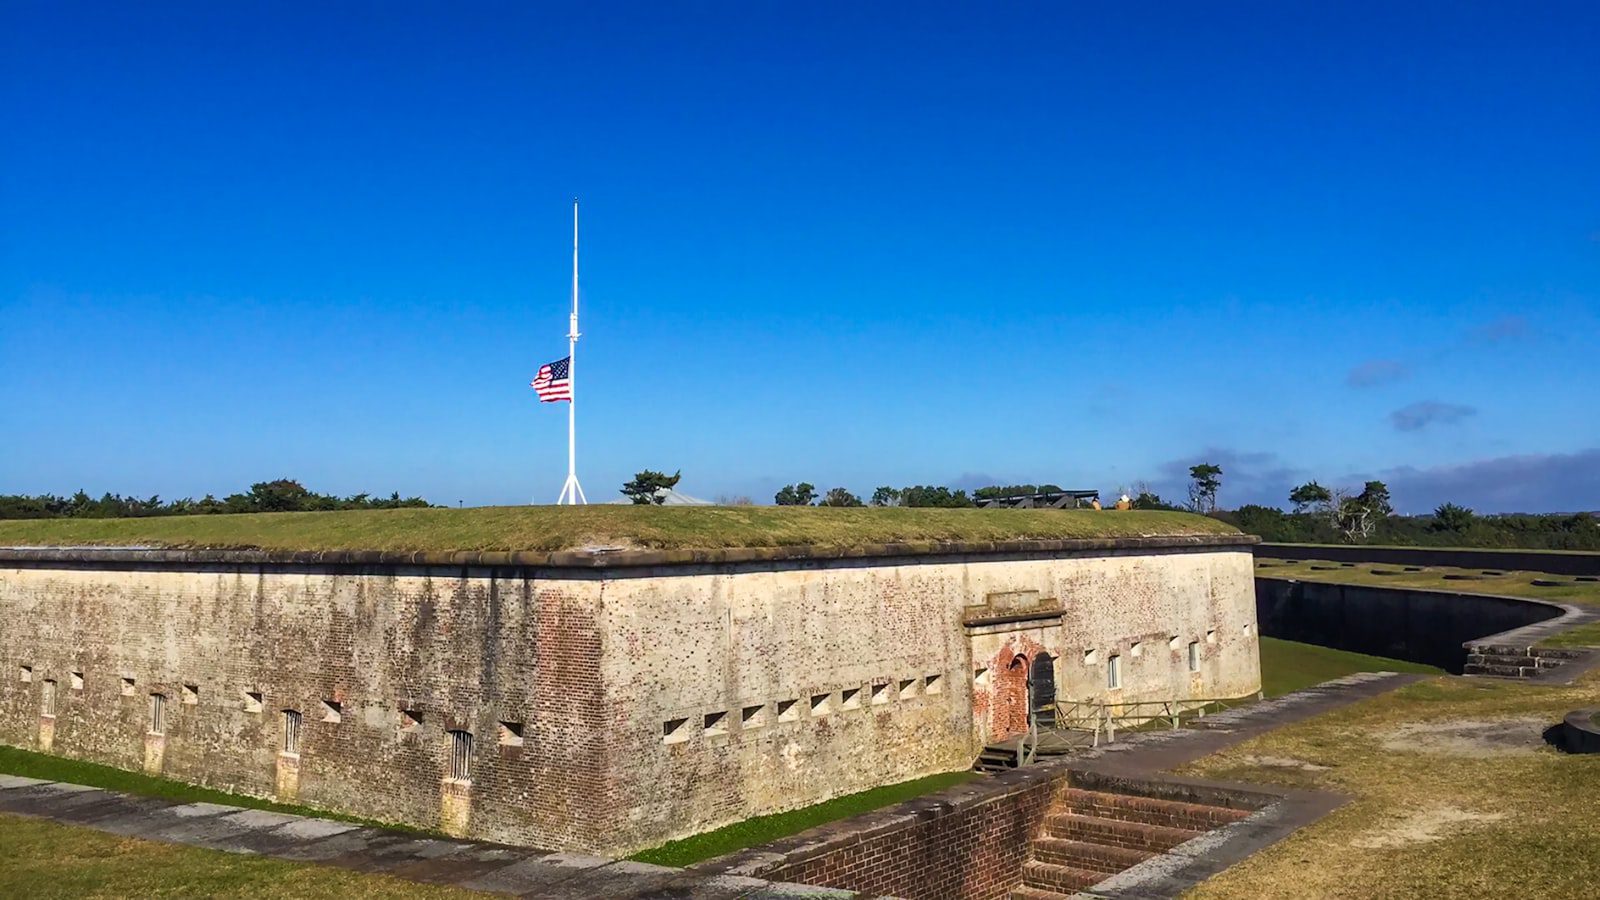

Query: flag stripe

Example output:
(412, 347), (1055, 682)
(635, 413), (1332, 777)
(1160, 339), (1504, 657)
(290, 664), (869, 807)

(530, 356), (572, 403)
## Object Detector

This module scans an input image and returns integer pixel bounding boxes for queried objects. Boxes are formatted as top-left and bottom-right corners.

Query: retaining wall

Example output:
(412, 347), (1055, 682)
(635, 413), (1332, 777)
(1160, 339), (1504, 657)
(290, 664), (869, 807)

(1254, 577), (1563, 672)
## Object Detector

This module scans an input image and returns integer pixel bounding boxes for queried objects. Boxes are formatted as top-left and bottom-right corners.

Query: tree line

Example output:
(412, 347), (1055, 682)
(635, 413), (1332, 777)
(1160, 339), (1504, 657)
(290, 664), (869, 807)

(1177, 465), (1600, 551)
(0, 479), (433, 519)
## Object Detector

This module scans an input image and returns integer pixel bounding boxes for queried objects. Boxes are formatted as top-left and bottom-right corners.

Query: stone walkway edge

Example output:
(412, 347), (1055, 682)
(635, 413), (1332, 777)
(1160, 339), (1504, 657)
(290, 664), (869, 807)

(0, 774), (871, 899)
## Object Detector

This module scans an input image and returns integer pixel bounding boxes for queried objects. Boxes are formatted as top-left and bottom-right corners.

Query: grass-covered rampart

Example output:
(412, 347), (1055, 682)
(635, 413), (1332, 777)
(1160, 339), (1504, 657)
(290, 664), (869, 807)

(0, 505), (1237, 554)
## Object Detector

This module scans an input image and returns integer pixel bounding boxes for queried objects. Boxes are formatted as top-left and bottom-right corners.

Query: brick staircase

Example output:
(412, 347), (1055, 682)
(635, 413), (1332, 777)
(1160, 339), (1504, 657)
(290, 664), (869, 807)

(1464, 643), (1586, 678)
(1009, 787), (1251, 899)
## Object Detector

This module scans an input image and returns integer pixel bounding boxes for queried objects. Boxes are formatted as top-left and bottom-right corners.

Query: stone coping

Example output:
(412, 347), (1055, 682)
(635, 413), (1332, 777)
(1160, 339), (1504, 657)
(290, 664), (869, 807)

(0, 532), (1256, 571)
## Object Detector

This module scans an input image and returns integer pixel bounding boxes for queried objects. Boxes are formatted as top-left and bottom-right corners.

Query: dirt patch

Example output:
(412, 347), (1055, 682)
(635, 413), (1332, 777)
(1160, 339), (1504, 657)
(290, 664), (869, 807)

(1377, 717), (1547, 758)
(1352, 805), (1505, 849)
(1238, 754), (1331, 771)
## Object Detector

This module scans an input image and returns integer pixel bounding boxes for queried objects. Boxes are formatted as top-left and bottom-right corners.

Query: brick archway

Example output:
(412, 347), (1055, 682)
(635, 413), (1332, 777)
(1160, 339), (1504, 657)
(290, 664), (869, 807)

(993, 653), (1030, 741)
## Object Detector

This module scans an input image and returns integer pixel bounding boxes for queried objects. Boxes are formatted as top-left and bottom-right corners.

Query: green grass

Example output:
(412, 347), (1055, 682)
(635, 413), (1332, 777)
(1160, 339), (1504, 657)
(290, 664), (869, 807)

(0, 506), (1236, 553)
(1182, 669), (1600, 899)
(1265, 541), (1597, 556)
(1258, 636), (1444, 697)
(628, 770), (976, 867)
(0, 744), (428, 834)
(1539, 621), (1600, 649)
(0, 814), (474, 899)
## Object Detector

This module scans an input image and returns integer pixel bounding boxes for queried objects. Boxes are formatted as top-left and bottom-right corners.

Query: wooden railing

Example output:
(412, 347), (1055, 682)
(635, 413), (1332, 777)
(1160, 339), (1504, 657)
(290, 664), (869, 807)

(1045, 692), (1264, 746)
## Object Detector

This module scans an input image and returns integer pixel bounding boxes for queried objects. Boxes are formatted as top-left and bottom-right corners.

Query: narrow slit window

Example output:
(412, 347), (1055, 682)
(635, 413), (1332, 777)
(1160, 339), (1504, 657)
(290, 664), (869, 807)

(19, 665), (32, 683)
(924, 674), (943, 695)
(148, 693), (166, 735)
(181, 684), (199, 705)
(121, 677), (136, 696)
(498, 721), (525, 746)
(898, 678), (917, 700)
(400, 709), (421, 733)
(840, 687), (861, 710)
(703, 711), (728, 736)
(662, 717), (689, 744)
(1206, 630), (1217, 645)
(869, 682), (890, 705)
(282, 709), (302, 754)
(1243, 623), (1254, 637)
(1107, 655), (1122, 690)
(448, 730), (473, 781)
(1168, 635), (1181, 651)
(321, 700), (342, 724)
(1130, 642), (1143, 658)
(1188, 641), (1200, 672)
(70, 672), (84, 691)
(1083, 649), (1098, 666)
(41, 679), (57, 717)
(775, 699), (799, 723)
(809, 693), (832, 716)
(974, 667), (990, 688)
(741, 704), (767, 729)
(243, 691), (263, 713)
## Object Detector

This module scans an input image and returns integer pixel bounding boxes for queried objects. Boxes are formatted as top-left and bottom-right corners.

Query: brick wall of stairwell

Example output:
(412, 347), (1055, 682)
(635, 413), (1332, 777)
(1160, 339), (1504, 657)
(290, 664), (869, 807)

(746, 769), (1072, 900)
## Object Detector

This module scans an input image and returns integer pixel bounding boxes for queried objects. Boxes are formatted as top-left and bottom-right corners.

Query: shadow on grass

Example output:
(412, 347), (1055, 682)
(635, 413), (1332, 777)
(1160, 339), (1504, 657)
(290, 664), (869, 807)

(0, 743), (432, 835)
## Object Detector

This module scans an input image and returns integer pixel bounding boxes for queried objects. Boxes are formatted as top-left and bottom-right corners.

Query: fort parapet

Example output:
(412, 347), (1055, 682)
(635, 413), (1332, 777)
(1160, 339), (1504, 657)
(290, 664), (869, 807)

(0, 531), (1260, 855)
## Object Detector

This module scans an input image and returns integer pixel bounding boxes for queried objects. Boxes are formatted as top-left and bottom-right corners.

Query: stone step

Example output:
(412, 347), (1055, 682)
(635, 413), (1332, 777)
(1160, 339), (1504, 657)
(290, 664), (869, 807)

(1020, 860), (1106, 893)
(1468, 654), (1538, 668)
(1531, 647), (1587, 660)
(1010, 886), (1074, 900)
(1032, 836), (1154, 873)
(1470, 643), (1533, 656)
(1043, 811), (1201, 852)
(1055, 788), (1251, 831)
(1463, 663), (1530, 678)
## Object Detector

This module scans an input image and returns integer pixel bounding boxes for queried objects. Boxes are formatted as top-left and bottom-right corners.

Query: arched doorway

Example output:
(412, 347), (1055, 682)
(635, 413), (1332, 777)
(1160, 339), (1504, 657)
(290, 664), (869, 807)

(1030, 653), (1056, 728)
(995, 654), (1030, 740)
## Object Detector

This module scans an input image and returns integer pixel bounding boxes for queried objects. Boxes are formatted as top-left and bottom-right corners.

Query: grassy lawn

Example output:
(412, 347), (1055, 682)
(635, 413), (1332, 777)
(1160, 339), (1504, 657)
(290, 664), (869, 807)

(0, 506), (1235, 553)
(628, 770), (975, 867)
(1256, 558), (1600, 608)
(0, 813), (474, 899)
(1258, 636), (1443, 697)
(1180, 669), (1600, 898)
(0, 744), (427, 834)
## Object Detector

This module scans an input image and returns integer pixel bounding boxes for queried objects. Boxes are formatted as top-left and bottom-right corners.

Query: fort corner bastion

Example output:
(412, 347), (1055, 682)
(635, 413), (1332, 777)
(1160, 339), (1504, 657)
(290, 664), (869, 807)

(0, 509), (1260, 856)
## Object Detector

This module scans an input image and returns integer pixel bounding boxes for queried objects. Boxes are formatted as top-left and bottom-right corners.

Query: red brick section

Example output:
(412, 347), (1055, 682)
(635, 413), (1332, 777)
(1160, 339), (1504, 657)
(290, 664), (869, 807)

(753, 774), (1066, 900)
(1013, 788), (1253, 898)
(744, 776), (1255, 900)
(991, 652), (1030, 741)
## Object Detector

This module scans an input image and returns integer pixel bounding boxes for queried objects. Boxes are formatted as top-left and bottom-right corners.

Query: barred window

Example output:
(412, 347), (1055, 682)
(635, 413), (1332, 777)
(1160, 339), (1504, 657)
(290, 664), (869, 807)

(1107, 655), (1122, 690)
(41, 679), (57, 717)
(148, 693), (166, 735)
(1188, 641), (1201, 672)
(448, 730), (473, 781)
(282, 709), (302, 754)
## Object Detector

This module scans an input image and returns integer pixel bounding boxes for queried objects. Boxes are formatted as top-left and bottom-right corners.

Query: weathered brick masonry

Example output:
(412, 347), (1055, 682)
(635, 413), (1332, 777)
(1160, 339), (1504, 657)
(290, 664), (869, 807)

(747, 770), (1066, 899)
(0, 535), (1258, 857)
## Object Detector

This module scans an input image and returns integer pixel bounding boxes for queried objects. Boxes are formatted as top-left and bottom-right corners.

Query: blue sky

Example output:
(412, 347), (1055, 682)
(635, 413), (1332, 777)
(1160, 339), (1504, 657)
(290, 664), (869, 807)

(3, 2), (1597, 513)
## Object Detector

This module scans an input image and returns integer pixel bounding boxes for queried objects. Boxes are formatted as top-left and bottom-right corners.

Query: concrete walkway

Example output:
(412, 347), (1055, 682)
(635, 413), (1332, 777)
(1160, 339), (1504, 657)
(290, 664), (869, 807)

(0, 776), (862, 899)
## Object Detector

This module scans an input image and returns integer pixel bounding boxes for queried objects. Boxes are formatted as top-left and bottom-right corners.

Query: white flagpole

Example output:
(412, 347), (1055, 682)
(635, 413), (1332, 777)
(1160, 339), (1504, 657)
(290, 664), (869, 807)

(557, 198), (587, 504)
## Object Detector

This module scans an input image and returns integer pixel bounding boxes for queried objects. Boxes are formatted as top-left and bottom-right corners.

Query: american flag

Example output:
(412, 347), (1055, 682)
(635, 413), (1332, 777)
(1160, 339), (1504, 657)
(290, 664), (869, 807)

(530, 356), (572, 402)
